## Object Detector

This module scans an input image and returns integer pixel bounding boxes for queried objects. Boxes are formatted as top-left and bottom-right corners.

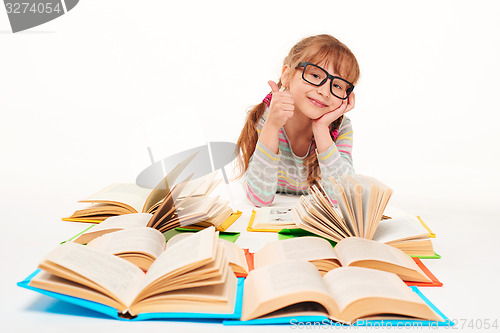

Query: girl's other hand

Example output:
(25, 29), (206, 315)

(265, 80), (295, 130)
(312, 92), (355, 132)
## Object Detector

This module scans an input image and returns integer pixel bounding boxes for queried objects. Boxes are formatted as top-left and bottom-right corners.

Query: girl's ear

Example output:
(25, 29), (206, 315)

(280, 65), (290, 88)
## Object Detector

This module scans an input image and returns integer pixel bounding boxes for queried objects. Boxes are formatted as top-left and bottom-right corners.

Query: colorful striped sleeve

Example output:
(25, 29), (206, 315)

(243, 111), (280, 207)
(244, 140), (281, 207)
(316, 116), (355, 198)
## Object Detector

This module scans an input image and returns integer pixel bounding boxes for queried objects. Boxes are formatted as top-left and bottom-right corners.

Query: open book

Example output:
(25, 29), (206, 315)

(372, 215), (435, 256)
(26, 227), (239, 318)
(167, 232), (250, 277)
(70, 210), (237, 246)
(86, 226), (166, 271)
(247, 207), (296, 232)
(240, 261), (441, 323)
(292, 175), (434, 256)
(64, 153), (230, 226)
(65, 171), (234, 234)
(71, 213), (155, 244)
(293, 174), (392, 240)
(254, 236), (431, 283)
(69, 215), (249, 276)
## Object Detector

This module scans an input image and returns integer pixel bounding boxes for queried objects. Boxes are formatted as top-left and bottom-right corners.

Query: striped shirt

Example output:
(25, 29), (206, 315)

(244, 109), (355, 207)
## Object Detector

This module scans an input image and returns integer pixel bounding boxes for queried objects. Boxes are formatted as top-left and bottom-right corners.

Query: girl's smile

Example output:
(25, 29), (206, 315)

(307, 96), (329, 108)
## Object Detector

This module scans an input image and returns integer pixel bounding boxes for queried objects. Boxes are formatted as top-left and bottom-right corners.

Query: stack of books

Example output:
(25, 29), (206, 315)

(18, 168), (452, 326)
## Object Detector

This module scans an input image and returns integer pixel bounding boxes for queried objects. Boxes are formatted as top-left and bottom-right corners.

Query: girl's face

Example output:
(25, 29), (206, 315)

(283, 61), (345, 120)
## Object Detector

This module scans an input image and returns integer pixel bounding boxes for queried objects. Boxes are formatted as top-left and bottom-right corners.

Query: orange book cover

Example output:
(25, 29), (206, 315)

(234, 249), (254, 278)
(404, 257), (443, 287)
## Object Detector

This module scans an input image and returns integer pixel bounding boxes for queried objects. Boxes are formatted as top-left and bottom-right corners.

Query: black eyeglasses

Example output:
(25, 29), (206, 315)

(296, 62), (354, 100)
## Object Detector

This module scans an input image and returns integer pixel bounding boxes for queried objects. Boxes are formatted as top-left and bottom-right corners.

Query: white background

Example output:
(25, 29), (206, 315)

(1, 0), (499, 332)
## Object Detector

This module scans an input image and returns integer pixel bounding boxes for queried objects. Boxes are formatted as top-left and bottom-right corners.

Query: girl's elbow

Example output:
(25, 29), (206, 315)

(247, 194), (275, 207)
(245, 187), (275, 207)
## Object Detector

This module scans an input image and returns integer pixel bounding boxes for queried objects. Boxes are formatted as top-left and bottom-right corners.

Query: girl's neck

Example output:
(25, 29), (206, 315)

(284, 110), (314, 153)
(285, 108), (313, 136)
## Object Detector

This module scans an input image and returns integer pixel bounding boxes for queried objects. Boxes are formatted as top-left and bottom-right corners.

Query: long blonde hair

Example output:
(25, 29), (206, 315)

(235, 34), (360, 185)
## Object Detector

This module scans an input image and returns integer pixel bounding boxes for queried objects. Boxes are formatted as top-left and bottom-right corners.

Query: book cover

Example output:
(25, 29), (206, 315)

(234, 249), (254, 278)
(247, 210), (283, 232)
(405, 258), (443, 287)
(18, 270), (244, 321)
(417, 216), (436, 238)
(223, 286), (452, 326)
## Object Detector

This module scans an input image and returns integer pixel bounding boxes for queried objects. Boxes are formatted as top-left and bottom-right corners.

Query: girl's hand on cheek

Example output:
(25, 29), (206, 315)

(312, 92), (355, 132)
(265, 80), (294, 130)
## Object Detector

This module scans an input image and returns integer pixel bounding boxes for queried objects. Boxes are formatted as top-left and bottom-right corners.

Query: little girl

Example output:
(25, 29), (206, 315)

(236, 34), (360, 207)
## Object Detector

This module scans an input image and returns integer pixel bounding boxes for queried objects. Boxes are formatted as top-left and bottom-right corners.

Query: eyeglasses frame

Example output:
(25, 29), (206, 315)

(296, 62), (355, 100)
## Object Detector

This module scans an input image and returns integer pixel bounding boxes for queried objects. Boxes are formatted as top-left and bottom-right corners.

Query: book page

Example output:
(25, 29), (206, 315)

(86, 227), (166, 260)
(386, 238), (435, 257)
(355, 175), (380, 238)
(323, 267), (438, 321)
(80, 183), (152, 213)
(130, 269), (237, 315)
(146, 176), (193, 228)
(30, 271), (126, 311)
(40, 242), (146, 306)
(363, 176), (392, 239)
(198, 201), (233, 228)
(383, 205), (413, 218)
(140, 226), (217, 290)
(311, 183), (350, 236)
(323, 267), (421, 312)
(90, 213), (152, 230)
(344, 175), (363, 237)
(70, 202), (131, 217)
(219, 239), (249, 273)
(176, 172), (218, 199)
(254, 237), (339, 269)
(372, 215), (429, 243)
(148, 242), (227, 293)
(252, 207), (296, 229)
(176, 196), (219, 226)
(177, 196), (218, 216)
(165, 232), (194, 248)
(143, 152), (198, 212)
(141, 268), (233, 302)
(255, 302), (330, 320)
(333, 237), (430, 281)
(310, 185), (343, 222)
(292, 205), (343, 243)
(327, 179), (356, 237)
(241, 261), (337, 321)
(204, 198), (230, 217)
(205, 177), (223, 196)
(299, 196), (350, 239)
(73, 213), (152, 244)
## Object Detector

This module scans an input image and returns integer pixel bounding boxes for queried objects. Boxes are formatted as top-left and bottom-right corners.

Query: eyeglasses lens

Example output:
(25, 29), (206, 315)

(303, 64), (351, 99)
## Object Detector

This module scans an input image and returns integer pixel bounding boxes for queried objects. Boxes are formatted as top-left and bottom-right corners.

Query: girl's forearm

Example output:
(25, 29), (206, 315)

(313, 126), (334, 154)
(259, 122), (281, 154)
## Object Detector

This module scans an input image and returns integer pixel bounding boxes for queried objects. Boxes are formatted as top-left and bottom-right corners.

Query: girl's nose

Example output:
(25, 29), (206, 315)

(317, 81), (330, 97)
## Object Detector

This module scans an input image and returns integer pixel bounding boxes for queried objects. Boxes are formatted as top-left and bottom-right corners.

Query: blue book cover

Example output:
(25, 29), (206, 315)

(223, 286), (453, 327)
(18, 269), (244, 321)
